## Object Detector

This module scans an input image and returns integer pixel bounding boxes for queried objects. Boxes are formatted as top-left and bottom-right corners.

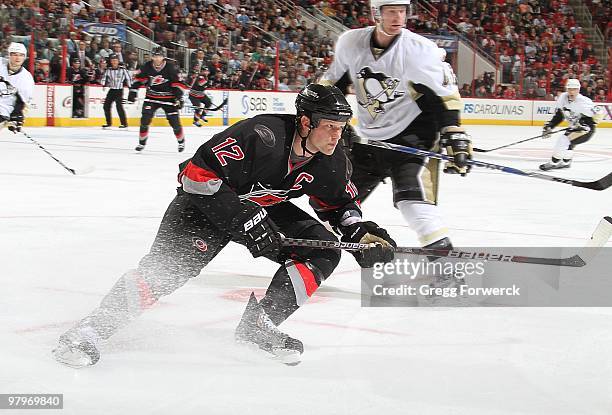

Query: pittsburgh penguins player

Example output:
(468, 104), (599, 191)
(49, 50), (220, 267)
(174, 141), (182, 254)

(539, 78), (599, 171)
(52, 84), (396, 367)
(0, 42), (34, 133)
(127, 47), (188, 152)
(319, 0), (472, 251)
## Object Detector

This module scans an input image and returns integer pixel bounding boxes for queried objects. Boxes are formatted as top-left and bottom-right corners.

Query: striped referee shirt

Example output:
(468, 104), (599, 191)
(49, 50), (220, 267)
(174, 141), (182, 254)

(101, 67), (132, 90)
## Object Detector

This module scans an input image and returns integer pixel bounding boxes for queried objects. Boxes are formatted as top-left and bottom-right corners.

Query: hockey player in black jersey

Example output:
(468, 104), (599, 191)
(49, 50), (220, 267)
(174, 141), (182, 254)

(127, 47), (188, 152)
(188, 66), (213, 127)
(66, 57), (89, 118)
(53, 84), (396, 367)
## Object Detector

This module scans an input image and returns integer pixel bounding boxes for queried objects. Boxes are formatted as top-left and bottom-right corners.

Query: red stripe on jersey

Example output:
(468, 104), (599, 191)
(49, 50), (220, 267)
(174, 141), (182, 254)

(294, 261), (318, 296)
(134, 76), (147, 82)
(179, 161), (219, 183)
(146, 94), (175, 99)
(309, 195), (341, 212)
(171, 82), (189, 90)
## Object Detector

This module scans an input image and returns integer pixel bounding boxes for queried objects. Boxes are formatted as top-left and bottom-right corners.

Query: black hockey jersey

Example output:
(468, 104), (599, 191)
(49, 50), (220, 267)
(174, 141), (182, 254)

(188, 74), (209, 99)
(66, 67), (89, 85)
(178, 114), (361, 231)
(131, 60), (187, 102)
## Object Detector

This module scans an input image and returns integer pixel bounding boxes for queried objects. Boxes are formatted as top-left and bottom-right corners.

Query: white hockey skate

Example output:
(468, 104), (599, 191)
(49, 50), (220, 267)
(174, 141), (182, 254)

(235, 293), (303, 366)
(539, 160), (571, 171)
(178, 140), (185, 153)
(52, 330), (100, 368)
(135, 143), (146, 152)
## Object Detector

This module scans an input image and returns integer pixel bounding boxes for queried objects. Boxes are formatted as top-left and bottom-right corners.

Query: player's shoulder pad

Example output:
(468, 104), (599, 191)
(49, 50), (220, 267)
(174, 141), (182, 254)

(337, 26), (371, 47)
(328, 144), (353, 181)
(242, 114), (294, 148)
(402, 29), (438, 51)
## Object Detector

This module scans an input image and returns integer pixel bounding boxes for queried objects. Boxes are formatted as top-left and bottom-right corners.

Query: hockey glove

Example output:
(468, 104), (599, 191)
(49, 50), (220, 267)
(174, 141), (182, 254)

(340, 221), (396, 268)
(127, 90), (137, 103)
(230, 204), (282, 259)
(441, 126), (473, 176)
(174, 99), (184, 110)
(542, 124), (553, 139)
(7, 112), (24, 134)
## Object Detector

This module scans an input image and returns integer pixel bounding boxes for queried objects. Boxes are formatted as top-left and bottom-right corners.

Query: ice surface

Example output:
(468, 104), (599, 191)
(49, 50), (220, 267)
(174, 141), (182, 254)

(1, 125), (611, 415)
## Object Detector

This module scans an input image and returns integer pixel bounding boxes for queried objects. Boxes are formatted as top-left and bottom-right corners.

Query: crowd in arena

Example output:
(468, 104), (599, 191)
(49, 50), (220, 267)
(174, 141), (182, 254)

(0, 0), (610, 100)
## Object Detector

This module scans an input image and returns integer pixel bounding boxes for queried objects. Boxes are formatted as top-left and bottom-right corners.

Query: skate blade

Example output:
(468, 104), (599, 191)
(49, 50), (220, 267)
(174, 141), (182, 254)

(52, 348), (95, 369)
(236, 340), (302, 366)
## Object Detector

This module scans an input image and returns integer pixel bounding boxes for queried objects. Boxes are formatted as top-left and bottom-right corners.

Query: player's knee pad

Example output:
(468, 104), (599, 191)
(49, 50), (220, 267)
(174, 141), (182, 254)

(141, 106), (155, 126)
(397, 201), (449, 246)
(288, 221), (341, 276)
(260, 259), (325, 325)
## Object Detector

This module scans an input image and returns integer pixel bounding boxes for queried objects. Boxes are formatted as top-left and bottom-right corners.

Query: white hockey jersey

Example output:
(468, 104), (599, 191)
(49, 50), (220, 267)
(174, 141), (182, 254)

(0, 57), (34, 118)
(320, 27), (461, 141)
(554, 92), (597, 126)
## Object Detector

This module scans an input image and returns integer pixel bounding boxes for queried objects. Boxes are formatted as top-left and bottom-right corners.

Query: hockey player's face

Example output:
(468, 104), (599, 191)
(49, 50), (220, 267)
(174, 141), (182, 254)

(9, 52), (25, 68)
(152, 55), (164, 66)
(567, 88), (579, 100)
(380, 6), (407, 35)
(308, 118), (346, 155)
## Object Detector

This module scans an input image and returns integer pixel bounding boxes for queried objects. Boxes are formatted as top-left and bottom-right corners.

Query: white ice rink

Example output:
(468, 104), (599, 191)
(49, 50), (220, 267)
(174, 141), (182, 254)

(1, 125), (611, 415)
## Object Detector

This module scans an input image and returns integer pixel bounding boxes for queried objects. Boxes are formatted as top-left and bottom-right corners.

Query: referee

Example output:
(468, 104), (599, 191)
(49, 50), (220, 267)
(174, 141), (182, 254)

(101, 54), (131, 129)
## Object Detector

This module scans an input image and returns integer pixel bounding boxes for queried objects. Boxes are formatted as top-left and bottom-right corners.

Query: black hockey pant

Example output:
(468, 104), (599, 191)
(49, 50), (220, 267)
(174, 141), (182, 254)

(349, 112), (441, 206)
(69, 191), (341, 340)
(139, 100), (183, 144)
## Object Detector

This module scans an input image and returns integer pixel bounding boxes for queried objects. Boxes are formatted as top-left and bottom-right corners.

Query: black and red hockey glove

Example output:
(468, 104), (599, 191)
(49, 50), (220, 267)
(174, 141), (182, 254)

(340, 221), (396, 268)
(230, 204), (282, 259)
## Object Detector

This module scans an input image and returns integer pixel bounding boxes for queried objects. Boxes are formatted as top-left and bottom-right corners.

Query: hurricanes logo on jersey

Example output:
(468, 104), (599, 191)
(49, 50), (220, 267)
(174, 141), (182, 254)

(151, 75), (167, 86)
(355, 67), (404, 119)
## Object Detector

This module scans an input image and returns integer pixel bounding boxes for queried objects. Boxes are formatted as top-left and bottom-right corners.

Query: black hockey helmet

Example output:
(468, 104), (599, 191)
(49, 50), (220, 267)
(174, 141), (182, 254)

(70, 56), (81, 65)
(295, 84), (352, 128)
(108, 53), (119, 61)
(151, 47), (165, 57)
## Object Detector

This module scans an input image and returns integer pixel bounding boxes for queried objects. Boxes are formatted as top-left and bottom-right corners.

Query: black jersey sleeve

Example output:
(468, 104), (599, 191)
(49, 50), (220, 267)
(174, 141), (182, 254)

(178, 119), (257, 231)
(308, 152), (362, 227)
(547, 109), (564, 128)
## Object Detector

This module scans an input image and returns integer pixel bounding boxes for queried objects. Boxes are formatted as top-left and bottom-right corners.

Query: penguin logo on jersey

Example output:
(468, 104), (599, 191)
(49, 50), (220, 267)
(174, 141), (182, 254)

(355, 67), (404, 119)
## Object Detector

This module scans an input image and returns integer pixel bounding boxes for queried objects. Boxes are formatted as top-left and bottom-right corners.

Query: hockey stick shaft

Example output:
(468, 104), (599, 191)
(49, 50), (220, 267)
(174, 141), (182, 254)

(281, 238), (586, 267)
(143, 98), (227, 111)
(473, 127), (570, 152)
(22, 131), (77, 175)
(363, 140), (612, 191)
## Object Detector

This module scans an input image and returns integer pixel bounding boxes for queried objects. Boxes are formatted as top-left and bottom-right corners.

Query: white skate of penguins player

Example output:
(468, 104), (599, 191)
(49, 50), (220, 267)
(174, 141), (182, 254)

(539, 78), (599, 171)
(0, 42), (34, 134)
(53, 84), (396, 367)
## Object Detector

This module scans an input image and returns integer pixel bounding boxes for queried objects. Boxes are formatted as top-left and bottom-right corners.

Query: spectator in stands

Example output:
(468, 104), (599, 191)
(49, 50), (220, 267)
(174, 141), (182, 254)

(72, 40), (93, 68)
(111, 42), (124, 62)
(34, 59), (52, 83)
(459, 83), (471, 97)
(475, 85), (489, 98)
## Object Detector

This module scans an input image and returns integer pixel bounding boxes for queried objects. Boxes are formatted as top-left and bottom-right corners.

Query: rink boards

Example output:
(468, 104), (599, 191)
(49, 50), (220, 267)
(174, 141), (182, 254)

(24, 84), (612, 128)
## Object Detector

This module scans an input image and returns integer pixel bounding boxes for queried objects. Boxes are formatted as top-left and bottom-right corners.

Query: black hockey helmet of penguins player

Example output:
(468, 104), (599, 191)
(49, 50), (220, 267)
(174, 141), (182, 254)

(295, 84), (352, 155)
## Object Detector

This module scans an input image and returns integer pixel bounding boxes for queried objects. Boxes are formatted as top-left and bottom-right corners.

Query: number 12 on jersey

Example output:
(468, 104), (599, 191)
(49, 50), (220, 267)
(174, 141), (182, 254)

(211, 137), (245, 166)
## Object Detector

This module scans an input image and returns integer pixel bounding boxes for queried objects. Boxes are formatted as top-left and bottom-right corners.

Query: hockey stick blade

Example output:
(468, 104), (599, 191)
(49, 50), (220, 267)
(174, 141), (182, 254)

(364, 140), (611, 191)
(473, 128), (570, 153)
(281, 238), (586, 267)
(572, 171), (612, 191)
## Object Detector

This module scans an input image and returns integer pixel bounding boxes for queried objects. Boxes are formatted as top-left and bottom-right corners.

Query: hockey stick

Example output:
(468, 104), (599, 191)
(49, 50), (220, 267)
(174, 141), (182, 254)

(281, 238), (586, 267)
(473, 127), (570, 153)
(143, 98), (228, 111)
(363, 140), (612, 191)
(20, 130), (94, 175)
